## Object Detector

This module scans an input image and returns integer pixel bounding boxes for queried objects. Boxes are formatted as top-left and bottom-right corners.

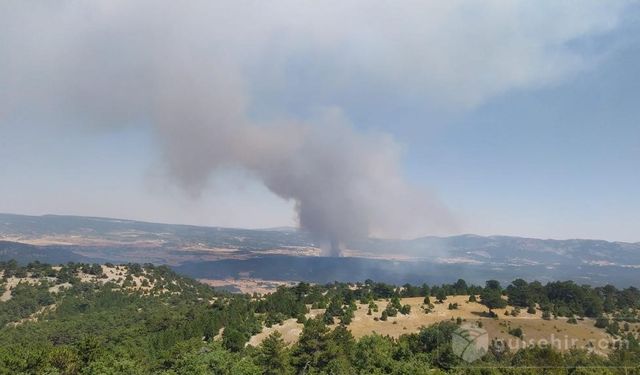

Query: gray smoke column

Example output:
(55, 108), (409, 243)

(154, 99), (454, 255)
(0, 1), (457, 255)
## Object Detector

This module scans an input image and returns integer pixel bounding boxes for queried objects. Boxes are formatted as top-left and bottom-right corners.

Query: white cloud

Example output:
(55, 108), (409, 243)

(0, 0), (629, 114)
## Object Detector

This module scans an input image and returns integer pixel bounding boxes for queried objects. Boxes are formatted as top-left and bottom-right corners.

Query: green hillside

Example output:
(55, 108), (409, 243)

(0, 261), (639, 374)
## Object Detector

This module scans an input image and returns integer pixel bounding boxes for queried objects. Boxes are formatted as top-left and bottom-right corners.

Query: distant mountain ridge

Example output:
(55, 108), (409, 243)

(352, 234), (640, 267)
(1, 213), (639, 286)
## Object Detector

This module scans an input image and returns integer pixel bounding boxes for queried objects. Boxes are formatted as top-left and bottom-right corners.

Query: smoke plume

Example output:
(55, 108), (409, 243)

(0, 1), (457, 254)
(152, 79), (454, 254)
(2, 1), (623, 254)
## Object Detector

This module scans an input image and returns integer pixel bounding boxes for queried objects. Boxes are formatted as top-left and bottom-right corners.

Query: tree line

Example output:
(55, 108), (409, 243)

(0, 261), (639, 374)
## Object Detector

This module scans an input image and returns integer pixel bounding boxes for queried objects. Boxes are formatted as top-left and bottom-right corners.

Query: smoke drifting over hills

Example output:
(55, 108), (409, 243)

(0, 1), (628, 253)
(0, 1), (460, 254)
(156, 98), (452, 254)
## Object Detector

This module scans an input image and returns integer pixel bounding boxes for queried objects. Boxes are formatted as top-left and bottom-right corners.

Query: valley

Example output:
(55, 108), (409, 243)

(2, 213), (640, 286)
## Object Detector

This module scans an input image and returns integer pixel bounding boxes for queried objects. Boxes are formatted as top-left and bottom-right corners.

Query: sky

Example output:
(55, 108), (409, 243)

(1, 1), (639, 242)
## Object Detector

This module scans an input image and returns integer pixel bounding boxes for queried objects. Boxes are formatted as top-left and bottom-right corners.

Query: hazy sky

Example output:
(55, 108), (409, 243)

(1, 1), (639, 242)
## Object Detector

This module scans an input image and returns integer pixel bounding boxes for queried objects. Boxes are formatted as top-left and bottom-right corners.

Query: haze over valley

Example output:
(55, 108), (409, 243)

(2, 213), (638, 288)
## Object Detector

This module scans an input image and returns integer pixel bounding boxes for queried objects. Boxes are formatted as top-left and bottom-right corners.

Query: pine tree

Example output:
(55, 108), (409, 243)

(259, 331), (293, 375)
(293, 317), (330, 370)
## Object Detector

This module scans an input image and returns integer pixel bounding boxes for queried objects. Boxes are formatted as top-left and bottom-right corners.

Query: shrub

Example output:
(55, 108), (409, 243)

(509, 327), (523, 338)
(390, 296), (402, 310)
(265, 312), (286, 327)
(340, 311), (353, 325)
(400, 304), (411, 315)
(607, 321), (620, 336)
(296, 314), (307, 324)
(595, 317), (609, 329)
(385, 304), (398, 317)
(322, 311), (334, 325)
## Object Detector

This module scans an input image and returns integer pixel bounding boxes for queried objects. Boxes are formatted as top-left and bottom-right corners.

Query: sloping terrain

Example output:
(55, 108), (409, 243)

(0, 240), (100, 265)
(248, 295), (622, 356)
(0, 260), (639, 373)
(1, 213), (639, 286)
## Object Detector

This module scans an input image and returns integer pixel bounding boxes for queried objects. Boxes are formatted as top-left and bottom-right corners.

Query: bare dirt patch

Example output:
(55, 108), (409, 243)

(199, 278), (298, 295)
(0, 275), (42, 301)
(8, 304), (57, 326)
(247, 308), (323, 347)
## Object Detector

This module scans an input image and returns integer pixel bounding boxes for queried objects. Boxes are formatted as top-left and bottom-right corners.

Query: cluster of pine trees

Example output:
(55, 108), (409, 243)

(0, 261), (639, 374)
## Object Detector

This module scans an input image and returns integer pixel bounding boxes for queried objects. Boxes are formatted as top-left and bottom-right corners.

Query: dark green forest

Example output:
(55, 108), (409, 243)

(0, 261), (639, 374)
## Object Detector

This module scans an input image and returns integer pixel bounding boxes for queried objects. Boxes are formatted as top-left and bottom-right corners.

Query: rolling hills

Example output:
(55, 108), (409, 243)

(1, 213), (639, 286)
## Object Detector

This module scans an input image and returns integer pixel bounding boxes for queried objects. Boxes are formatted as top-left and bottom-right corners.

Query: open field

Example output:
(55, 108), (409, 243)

(248, 295), (637, 354)
(199, 278), (299, 294)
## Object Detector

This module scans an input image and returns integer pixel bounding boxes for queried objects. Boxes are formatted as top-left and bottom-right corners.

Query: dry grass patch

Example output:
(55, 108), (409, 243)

(248, 295), (616, 354)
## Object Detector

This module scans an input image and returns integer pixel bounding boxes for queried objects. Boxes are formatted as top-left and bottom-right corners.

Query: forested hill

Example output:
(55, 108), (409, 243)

(174, 254), (640, 287)
(2, 213), (640, 287)
(1, 260), (640, 373)
(0, 240), (100, 265)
